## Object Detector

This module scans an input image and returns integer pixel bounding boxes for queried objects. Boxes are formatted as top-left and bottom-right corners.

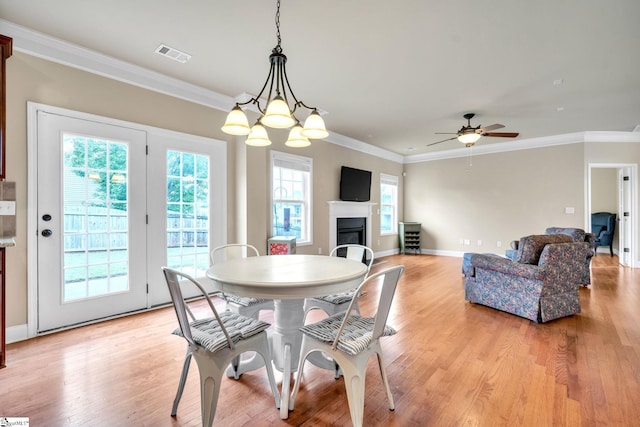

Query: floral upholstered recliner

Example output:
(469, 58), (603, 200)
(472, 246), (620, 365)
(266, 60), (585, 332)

(505, 227), (595, 286)
(462, 235), (588, 323)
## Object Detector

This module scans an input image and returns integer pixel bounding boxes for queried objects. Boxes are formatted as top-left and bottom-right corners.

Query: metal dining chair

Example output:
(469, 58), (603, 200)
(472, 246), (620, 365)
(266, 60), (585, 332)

(290, 265), (405, 427)
(303, 244), (374, 318)
(210, 244), (275, 319)
(162, 267), (280, 425)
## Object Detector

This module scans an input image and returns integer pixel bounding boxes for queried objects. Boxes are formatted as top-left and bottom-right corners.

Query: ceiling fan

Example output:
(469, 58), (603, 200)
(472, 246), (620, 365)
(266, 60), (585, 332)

(428, 113), (519, 147)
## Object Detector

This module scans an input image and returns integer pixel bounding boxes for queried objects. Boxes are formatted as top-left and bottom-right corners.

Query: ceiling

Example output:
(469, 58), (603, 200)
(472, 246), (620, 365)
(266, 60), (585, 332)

(1, 0), (639, 156)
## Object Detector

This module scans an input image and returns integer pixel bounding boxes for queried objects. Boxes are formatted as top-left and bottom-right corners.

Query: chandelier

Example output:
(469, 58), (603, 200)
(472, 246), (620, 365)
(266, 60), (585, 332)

(221, 0), (328, 147)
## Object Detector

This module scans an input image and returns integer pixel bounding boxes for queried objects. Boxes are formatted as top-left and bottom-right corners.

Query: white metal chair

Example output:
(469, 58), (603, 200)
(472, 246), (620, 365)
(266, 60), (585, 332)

(162, 267), (280, 426)
(290, 265), (404, 427)
(303, 244), (374, 318)
(210, 244), (274, 319)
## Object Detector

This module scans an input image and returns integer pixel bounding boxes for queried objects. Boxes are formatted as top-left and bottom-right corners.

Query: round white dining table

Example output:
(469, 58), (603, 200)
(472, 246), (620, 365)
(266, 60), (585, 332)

(206, 254), (368, 418)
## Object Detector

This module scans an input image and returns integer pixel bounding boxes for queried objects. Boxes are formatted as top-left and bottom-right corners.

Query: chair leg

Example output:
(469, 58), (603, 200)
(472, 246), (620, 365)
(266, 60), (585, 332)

(230, 355), (241, 380)
(193, 353), (224, 427)
(610, 244), (614, 256)
(289, 341), (312, 411)
(255, 334), (281, 410)
(171, 348), (193, 416)
(340, 359), (366, 427)
(375, 351), (395, 411)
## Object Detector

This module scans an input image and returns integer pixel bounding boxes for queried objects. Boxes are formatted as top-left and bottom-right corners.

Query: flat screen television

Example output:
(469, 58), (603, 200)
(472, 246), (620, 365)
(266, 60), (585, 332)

(339, 166), (372, 202)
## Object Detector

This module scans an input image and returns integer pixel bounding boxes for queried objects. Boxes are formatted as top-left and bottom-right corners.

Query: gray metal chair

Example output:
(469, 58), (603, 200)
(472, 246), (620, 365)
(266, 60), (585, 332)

(162, 267), (280, 425)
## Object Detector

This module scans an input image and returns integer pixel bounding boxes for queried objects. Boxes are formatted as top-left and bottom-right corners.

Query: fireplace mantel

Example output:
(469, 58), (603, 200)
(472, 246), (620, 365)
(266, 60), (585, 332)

(328, 201), (376, 251)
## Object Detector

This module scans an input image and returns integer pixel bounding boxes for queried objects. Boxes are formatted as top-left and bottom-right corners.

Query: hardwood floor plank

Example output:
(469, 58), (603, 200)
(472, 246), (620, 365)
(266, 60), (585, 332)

(1, 254), (639, 426)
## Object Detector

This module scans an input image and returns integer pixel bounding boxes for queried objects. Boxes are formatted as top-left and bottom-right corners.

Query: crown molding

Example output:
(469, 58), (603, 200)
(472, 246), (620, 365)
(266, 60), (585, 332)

(325, 132), (405, 163)
(404, 131), (640, 164)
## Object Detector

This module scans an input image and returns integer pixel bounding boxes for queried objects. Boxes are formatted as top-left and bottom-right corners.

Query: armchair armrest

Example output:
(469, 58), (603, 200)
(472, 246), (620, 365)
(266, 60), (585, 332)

(466, 253), (543, 280)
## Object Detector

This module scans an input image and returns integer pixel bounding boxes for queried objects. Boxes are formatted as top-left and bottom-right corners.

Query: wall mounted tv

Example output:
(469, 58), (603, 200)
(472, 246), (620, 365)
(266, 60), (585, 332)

(339, 166), (372, 202)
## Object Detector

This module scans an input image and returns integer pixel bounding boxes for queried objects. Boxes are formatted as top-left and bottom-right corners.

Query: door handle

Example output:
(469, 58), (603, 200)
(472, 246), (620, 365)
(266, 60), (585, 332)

(41, 229), (53, 237)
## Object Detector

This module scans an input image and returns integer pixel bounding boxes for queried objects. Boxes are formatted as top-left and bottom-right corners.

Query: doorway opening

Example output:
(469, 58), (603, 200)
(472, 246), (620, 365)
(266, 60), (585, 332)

(587, 163), (638, 268)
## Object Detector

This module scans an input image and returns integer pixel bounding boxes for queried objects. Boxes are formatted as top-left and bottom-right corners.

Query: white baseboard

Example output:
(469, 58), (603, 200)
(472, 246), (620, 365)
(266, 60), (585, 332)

(422, 249), (465, 257)
(6, 324), (30, 344)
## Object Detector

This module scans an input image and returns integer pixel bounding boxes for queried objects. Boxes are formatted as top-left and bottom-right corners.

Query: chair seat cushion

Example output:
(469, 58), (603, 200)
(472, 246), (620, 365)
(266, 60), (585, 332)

(300, 313), (396, 356)
(225, 295), (269, 307)
(173, 311), (270, 353)
(312, 291), (355, 305)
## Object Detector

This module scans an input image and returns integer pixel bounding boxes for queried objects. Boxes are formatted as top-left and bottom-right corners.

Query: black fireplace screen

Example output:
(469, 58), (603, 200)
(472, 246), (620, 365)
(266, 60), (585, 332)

(336, 217), (366, 261)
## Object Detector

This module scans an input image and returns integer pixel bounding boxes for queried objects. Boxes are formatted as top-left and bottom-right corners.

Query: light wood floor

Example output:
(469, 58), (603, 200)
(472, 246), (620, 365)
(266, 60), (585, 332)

(1, 254), (638, 426)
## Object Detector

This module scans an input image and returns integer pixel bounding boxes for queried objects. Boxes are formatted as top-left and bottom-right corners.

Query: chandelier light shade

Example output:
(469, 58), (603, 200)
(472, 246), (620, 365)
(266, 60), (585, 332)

(245, 122), (272, 147)
(262, 95), (296, 129)
(285, 124), (311, 147)
(220, 0), (328, 147)
(301, 110), (329, 139)
(221, 105), (251, 135)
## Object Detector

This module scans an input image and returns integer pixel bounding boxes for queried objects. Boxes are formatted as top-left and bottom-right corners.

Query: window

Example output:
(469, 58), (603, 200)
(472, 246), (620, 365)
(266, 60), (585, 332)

(271, 150), (312, 245)
(380, 173), (398, 235)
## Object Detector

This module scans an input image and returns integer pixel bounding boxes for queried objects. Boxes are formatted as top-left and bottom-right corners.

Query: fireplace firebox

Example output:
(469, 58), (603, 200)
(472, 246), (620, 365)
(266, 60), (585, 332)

(336, 217), (367, 262)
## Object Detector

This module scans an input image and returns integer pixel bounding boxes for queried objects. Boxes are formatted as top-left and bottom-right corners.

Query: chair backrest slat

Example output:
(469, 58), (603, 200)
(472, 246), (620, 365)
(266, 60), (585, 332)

(211, 243), (259, 265)
(332, 265), (404, 350)
(162, 267), (235, 350)
(330, 244), (375, 276)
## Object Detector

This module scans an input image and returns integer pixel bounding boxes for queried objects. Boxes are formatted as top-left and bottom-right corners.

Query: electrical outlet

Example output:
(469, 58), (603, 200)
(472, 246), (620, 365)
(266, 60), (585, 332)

(497, 241), (502, 248)
(459, 238), (464, 245)
(318, 247), (322, 255)
(0, 201), (16, 215)
(477, 240), (482, 246)
(464, 239), (470, 246)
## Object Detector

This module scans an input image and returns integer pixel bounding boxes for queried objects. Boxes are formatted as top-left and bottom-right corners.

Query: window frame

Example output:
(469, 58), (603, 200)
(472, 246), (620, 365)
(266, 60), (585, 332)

(270, 150), (313, 246)
(380, 173), (399, 236)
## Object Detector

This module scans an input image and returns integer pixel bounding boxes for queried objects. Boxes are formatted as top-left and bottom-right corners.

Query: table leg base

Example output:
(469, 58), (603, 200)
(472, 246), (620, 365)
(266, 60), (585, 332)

(224, 352), (265, 378)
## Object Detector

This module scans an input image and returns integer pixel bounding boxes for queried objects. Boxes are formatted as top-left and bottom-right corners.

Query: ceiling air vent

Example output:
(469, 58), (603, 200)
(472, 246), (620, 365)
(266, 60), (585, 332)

(155, 44), (191, 64)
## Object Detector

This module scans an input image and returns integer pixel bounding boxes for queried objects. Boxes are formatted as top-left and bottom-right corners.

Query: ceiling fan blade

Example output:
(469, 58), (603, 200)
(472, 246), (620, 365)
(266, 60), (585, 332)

(479, 123), (504, 132)
(427, 136), (457, 146)
(483, 132), (519, 138)
(434, 132), (457, 135)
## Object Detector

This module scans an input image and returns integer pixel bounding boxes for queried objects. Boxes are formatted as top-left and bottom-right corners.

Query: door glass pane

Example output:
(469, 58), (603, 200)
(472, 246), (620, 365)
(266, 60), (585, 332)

(62, 134), (130, 302)
(166, 150), (210, 277)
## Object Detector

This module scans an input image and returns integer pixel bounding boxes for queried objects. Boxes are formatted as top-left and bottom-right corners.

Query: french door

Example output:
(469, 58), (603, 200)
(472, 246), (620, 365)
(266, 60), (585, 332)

(34, 105), (227, 332)
(37, 112), (148, 332)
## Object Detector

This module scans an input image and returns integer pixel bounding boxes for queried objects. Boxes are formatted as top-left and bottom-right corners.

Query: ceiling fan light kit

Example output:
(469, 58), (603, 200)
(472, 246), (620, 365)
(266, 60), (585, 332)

(221, 0), (328, 147)
(457, 130), (482, 146)
(429, 112), (520, 148)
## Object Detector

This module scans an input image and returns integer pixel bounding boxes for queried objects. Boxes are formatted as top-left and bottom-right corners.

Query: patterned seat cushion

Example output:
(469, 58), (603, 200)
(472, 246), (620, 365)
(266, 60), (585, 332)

(225, 295), (269, 307)
(300, 313), (396, 356)
(173, 311), (270, 352)
(313, 290), (355, 305)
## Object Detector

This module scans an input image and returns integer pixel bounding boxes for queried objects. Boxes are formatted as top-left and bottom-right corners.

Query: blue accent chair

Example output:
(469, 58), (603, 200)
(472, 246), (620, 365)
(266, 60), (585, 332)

(591, 212), (616, 256)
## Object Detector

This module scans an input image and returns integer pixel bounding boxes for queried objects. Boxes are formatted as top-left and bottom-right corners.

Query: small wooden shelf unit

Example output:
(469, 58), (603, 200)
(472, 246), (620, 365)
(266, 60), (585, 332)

(399, 222), (421, 255)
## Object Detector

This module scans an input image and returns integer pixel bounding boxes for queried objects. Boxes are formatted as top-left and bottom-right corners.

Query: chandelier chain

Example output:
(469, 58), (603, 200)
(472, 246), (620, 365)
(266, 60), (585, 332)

(274, 0), (282, 53)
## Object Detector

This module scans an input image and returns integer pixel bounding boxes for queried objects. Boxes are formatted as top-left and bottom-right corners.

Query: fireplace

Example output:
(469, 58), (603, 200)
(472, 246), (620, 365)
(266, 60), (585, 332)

(328, 201), (376, 253)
